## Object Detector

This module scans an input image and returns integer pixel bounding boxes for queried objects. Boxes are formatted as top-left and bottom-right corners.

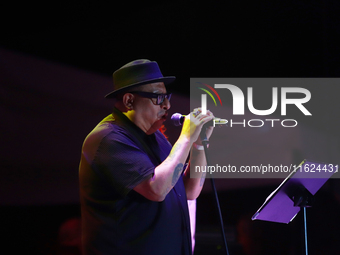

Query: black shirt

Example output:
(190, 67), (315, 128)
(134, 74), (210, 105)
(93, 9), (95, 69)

(79, 108), (192, 255)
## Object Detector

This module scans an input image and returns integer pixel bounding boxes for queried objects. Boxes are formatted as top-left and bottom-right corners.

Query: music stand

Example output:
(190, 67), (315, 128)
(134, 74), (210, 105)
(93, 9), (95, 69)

(252, 159), (337, 255)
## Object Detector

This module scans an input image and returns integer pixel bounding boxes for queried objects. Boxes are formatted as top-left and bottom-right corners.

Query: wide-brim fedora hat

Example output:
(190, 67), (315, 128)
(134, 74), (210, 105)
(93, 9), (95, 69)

(105, 59), (176, 98)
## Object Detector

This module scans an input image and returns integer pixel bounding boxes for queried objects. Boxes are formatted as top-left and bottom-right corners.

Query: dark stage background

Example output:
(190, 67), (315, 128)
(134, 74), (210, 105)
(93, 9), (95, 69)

(1, 1), (340, 254)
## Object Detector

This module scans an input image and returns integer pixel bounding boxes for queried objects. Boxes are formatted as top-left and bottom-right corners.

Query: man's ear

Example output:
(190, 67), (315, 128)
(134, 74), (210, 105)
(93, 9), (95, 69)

(122, 93), (134, 110)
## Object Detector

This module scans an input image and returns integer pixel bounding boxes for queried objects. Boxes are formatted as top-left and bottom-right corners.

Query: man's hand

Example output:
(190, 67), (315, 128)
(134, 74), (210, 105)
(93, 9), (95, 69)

(134, 108), (215, 201)
(180, 108), (215, 145)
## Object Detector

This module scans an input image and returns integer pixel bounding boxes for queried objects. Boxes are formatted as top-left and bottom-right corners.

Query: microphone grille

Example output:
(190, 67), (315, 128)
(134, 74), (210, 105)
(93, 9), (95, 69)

(171, 113), (183, 126)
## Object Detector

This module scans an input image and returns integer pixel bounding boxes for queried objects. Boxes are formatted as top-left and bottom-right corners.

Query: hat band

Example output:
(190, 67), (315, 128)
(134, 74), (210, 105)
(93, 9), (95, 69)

(113, 62), (164, 90)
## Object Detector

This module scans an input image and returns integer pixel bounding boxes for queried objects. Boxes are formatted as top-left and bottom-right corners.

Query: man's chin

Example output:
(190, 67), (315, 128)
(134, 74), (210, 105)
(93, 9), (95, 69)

(148, 119), (165, 134)
(156, 118), (166, 126)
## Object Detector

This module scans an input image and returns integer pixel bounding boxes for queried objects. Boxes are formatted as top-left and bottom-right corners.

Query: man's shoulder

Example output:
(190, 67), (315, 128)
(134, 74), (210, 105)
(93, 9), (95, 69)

(83, 115), (126, 149)
(88, 114), (115, 137)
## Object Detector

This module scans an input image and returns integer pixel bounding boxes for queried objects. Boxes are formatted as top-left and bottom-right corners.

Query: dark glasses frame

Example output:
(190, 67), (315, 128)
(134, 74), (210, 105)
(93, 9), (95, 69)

(130, 91), (172, 105)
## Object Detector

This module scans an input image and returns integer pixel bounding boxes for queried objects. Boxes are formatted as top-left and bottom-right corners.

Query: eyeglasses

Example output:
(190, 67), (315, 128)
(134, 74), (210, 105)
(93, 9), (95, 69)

(131, 91), (172, 105)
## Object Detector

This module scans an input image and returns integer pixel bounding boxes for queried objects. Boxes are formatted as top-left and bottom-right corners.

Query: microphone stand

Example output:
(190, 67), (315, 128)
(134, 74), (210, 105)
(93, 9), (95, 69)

(200, 127), (230, 255)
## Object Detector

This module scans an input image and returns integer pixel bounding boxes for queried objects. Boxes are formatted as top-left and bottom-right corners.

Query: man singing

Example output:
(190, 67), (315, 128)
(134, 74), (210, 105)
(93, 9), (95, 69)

(79, 59), (214, 255)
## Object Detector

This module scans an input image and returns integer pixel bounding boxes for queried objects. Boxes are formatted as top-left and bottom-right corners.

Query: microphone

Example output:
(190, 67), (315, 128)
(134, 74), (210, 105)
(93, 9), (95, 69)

(171, 113), (228, 126)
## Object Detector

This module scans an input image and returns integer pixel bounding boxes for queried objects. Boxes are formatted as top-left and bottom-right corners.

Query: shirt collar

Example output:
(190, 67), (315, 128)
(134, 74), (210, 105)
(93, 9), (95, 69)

(112, 107), (149, 139)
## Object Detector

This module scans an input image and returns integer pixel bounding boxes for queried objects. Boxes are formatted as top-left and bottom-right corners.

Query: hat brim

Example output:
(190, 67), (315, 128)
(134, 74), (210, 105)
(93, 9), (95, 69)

(105, 76), (176, 98)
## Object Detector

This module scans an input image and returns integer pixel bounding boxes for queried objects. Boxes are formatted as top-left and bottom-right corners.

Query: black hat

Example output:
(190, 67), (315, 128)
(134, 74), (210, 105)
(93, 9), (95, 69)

(105, 59), (176, 98)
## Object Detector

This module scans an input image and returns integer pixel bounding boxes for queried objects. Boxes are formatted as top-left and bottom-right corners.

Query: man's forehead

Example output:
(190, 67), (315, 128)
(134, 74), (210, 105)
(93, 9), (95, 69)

(142, 82), (166, 92)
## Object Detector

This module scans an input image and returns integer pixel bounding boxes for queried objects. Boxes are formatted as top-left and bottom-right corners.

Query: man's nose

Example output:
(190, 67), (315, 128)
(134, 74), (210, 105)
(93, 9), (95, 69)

(161, 97), (171, 110)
